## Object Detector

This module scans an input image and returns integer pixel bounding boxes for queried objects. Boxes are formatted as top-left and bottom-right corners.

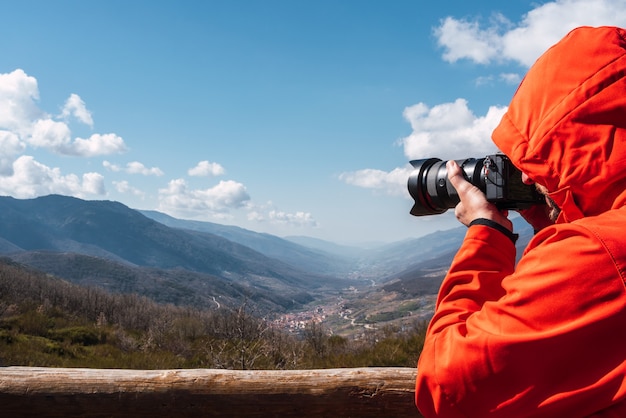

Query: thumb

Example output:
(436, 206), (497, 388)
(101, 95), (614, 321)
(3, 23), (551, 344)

(446, 160), (472, 195)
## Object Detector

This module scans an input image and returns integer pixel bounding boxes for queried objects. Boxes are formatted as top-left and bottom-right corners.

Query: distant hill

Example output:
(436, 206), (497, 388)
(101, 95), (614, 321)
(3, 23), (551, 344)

(140, 210), (355, 275)
(0, 195), (354, 313)
(283, 235), (367, 258)
(8, 251), (313, 312)
(0, 195), (288, 276)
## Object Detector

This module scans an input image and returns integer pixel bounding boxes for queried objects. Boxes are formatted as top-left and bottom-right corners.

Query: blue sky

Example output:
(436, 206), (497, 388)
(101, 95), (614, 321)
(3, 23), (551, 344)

(1, 0), (626, 244)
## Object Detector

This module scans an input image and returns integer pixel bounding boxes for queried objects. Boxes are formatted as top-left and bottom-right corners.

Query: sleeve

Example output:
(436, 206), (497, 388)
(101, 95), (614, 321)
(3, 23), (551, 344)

(415, 223), (626, 418)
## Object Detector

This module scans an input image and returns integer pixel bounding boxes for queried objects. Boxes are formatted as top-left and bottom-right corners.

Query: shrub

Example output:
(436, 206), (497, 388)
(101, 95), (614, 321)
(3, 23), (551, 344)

(48, 326), (101, 346)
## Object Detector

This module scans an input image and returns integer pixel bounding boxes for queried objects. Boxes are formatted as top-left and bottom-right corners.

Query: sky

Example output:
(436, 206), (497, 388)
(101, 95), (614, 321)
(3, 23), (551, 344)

(1, 0), (626, 245)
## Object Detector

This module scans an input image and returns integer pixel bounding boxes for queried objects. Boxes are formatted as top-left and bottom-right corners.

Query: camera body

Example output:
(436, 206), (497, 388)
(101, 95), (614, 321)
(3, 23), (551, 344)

(407, 154), (544, 216)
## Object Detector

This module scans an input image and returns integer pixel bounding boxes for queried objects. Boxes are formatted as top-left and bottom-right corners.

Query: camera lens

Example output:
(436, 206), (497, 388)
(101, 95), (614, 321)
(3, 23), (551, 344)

(407, 158), (484, 216)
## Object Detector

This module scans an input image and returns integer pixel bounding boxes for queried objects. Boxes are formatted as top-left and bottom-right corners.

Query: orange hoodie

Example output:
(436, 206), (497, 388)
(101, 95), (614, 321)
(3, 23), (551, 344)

(415, 26), (626, 417)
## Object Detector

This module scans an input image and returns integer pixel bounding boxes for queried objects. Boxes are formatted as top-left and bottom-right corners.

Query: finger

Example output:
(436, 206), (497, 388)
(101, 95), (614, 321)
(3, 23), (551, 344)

(446, 160), (472, 195)
(446, 160), (461, 177)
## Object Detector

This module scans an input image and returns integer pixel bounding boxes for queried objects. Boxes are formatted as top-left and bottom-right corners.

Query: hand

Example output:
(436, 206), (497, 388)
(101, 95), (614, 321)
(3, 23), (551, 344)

(447, 160), (513, 232)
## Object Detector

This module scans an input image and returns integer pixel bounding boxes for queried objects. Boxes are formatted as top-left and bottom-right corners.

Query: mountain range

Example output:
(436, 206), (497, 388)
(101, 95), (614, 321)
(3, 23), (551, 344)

(0, 194), (533, 317)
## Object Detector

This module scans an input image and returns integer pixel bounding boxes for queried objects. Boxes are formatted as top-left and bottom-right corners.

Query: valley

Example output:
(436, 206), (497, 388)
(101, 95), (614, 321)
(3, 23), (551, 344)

(0, 194), (533, 337)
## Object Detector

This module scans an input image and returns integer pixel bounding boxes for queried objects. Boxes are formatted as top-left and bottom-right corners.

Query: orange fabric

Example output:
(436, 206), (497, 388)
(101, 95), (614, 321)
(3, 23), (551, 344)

(415, 26), (626, 417)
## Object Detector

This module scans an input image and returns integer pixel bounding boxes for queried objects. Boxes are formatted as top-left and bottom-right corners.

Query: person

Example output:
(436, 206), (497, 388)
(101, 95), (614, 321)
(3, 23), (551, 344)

(415, 26), (626, 417)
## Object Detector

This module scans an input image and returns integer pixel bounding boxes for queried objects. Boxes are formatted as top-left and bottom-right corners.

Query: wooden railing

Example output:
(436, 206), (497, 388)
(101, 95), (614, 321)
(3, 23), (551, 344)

(0, 366), (421, 417)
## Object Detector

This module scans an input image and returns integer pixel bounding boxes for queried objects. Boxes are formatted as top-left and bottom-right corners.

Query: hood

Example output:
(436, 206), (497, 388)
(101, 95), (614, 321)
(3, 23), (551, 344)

(492, 26), (626, 223)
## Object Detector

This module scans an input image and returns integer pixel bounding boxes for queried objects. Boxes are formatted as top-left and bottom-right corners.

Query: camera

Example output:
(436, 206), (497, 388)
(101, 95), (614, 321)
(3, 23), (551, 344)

(407, 154), (545, 216)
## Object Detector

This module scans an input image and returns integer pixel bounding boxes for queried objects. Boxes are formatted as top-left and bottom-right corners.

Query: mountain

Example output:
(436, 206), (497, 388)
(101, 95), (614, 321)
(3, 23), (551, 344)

(283, 235), (367, 258)
(8, 251), (312, 312)
(140, 210), (355, 275)
(138, 210), (473, 283)
(0, 194), (537, 325)
(0, 195), (354, 312)
(0, 195), (277, 275)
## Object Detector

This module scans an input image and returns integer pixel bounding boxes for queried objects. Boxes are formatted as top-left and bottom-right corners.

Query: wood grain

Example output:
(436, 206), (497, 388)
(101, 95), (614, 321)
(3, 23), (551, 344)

(0, 366), (421, 417)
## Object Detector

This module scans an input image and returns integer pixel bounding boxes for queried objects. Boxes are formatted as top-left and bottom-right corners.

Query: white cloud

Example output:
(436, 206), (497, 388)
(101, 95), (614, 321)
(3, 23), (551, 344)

(68, 133), (127, 157)
(246, 201), (318, 228)
(126, 161), (163, 176)
(28, 120), (126, 157)
(29, 118), (72, 149)
(435, 16), (505, 65)
(268, 210), (317, 227)
(435, 0), (626, 67)
(0, 68), (132, 200)
(0, 69), (43, 136)
(474, 75), (495, 86)
(158, 178), (250, 218)
(475, 72), (522, 87)
(338, 167), (412, 196)
(0, 130), (26, 175)
(247, 211), (264, 222)
(102, 160), (122, 172)
(200, 180), (249, 209)
(188, 160), (225, 177)
(104, 160), (162, 176)
(0, 69), (128, 158)
(113, 180), (146, 198)
(499, 73), (522, 84)
(401, 99), (506, 160)
(0, 155), (106, 198)
(82, 172), (106, 195)
(60, 93), (94, 127)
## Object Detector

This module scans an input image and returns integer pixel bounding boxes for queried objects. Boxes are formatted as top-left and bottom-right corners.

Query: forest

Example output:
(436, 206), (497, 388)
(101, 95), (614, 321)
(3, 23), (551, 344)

(0, 257), (427, 370)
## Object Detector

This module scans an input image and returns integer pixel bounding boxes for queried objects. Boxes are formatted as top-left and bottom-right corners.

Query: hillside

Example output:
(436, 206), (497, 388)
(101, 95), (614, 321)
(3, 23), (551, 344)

(0, 195), (311, 278)
(0, 257), (425, 370)
(140, 210), (357, 276)
(8, 251), (312, 312)
(0, 195), (356, 313)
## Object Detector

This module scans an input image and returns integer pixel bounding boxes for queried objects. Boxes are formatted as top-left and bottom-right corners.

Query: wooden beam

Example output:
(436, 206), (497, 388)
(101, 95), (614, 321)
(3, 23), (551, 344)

(0, 366), (420, 417)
